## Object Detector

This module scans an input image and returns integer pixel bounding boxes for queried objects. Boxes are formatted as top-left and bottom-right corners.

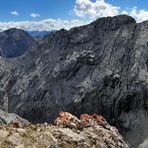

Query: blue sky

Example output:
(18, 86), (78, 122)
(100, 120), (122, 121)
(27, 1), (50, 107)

(0, 0), (76, 21)
(0, 0), (148, 31)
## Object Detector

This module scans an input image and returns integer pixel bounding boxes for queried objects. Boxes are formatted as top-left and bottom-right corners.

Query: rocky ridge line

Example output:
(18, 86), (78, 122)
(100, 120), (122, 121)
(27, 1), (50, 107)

(0, 111), (129, 148)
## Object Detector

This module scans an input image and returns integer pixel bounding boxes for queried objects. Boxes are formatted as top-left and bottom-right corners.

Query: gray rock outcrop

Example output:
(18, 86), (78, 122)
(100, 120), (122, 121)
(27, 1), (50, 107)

(0, 14), (148, 147)
(0, 110), (29, 126)
(139, 137), (148, 148)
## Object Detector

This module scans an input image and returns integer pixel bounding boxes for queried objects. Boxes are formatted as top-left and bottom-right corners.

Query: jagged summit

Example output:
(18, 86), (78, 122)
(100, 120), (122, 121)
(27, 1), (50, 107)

(91, 14), (136, 29)
(4, 28), (26, 34)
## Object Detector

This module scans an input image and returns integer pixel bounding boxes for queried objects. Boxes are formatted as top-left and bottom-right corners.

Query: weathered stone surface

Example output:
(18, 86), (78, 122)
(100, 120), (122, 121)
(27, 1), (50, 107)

(138, 137), (148, 148)
(0, 129), (9, 138)
(0, 14), (148, 147)
(0, 112), (129, 148)
(0, 110), (29, 127)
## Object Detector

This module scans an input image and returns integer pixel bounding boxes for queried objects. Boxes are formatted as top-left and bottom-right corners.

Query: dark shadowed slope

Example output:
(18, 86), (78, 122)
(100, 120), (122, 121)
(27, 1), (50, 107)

(0, 28), (34, 57)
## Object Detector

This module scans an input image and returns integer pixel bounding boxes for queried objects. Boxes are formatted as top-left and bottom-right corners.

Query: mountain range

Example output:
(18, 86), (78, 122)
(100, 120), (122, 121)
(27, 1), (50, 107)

(0, 14), (148, 147)
(27, 31), (50, 37)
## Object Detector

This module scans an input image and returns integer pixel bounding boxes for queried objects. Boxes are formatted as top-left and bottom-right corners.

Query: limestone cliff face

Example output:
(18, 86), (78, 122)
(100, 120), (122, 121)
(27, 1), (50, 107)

(0, 15), (148, 147)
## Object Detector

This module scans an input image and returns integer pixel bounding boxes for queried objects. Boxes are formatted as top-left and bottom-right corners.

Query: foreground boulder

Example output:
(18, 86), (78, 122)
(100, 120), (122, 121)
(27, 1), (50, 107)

(0, 112), (129, 148)
(0, 110), (29, 127)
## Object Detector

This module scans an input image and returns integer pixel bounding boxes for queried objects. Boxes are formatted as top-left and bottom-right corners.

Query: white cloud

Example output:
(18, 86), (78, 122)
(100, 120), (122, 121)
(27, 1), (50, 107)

(10, 11), (19, 16)
(73, 0), (148, 22)
(2, 0), (148, 32)
(129, 7), (148, 22)
(30, 13), (40, 18)
(121, 10), (128, 15)
(0, 19), (87, 31)
(74, 0), (120, 19)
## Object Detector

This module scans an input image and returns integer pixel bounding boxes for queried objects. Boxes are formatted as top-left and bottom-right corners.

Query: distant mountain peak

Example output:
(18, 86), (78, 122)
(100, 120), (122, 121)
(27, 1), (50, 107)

(27, 30), (56, 37)
(0, 28), (34, 58)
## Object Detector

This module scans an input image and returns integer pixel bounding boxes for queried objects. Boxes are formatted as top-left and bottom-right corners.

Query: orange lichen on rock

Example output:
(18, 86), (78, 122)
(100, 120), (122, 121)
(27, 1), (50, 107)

(80, 113), (93, 122)
(9, 120), (20, 128)
(54, 111), (72, 125)
(80, 113), (107, 128)
(92, 113), (107, 127)
(59, 111), (66, 118)
(55, 112), (108, 129)
(54, 111), (80, 128)
(0, 125), (4, 129)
